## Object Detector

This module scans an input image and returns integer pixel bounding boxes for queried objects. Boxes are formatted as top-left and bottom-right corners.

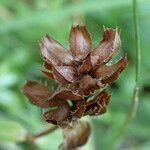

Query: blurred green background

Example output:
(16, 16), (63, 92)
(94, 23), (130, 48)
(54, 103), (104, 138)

(0, 0), (150, 150)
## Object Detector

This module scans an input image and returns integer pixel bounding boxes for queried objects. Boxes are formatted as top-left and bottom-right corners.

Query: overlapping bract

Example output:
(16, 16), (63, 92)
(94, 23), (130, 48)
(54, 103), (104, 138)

(23, 25), (128, 127)
(23, 81), (110, 127)
(39, 25), (127, 98)
(60, 121), (91, 150)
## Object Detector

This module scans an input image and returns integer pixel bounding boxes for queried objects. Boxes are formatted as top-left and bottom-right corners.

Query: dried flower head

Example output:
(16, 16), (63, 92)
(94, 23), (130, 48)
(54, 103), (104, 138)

(23, 25), (128, 149)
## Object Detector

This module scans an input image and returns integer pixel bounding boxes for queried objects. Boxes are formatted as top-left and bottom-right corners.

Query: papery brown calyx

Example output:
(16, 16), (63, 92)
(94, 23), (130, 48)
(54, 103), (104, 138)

(79, 28), (121, 74)
(23, 81), (72, 108)
(40, 35), (73, 66)
(43, 102), (71, 127)
(52, 88), (83, 101)
(69, 25), (92, 61)
(52, 66), (78, 84)
(71, 90), (111, 119)
(79, 75), (100, 96)
(60, 121), (91, 150)
(91, 56), (128, 84)
(23, 81), (53, 108)
(90, 28), (121, 66)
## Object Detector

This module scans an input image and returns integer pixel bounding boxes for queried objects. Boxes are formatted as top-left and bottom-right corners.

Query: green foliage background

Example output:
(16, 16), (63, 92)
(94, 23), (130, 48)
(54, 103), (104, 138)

(0, 0), (149, 149)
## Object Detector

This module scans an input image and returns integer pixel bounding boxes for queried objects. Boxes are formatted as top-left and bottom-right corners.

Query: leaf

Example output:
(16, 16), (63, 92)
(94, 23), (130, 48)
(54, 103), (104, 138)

(0, 120), (26, 143)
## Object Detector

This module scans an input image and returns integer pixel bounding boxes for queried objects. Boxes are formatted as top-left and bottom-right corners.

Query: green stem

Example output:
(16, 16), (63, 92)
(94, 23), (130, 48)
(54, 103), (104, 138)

(130, 0), (141, 118)
(112, 0), (141, 144)
(129, 0), (141, 124)
(133, 0), (141, 85)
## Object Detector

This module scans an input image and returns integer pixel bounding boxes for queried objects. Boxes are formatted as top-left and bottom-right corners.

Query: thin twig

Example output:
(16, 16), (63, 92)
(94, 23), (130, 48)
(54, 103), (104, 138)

(26, 126), (58, 142)
(33, 126), (58, 139)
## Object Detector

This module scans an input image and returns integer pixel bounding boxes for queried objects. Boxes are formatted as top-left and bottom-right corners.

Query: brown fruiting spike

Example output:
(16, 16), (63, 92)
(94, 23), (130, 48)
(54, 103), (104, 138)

(60, 121), (91, 150)
(23, 25), (128, 149)
(24, 25), (127, 127)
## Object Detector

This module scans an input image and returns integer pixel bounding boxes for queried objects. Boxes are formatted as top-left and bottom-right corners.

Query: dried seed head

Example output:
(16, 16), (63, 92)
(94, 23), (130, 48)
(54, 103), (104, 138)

(23, 25), (128, 149)
(24, 25), (127, 123)
(24, 25), (128, 122)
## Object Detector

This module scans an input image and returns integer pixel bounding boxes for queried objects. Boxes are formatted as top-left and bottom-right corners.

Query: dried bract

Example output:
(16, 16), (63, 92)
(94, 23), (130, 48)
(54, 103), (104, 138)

(60, 121), (91, 150)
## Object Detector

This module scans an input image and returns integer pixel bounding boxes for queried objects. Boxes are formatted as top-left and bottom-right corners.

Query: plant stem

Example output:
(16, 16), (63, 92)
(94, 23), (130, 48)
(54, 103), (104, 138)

(133, 0), (141, 85)
(128, 0), (141, 123)
(33, 126), (58, 139)
(26, 126), (58, 142)
(114, 0), (141, 141)
(130, 0), (141, 118)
